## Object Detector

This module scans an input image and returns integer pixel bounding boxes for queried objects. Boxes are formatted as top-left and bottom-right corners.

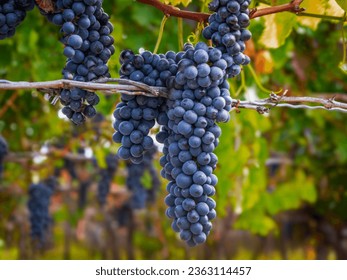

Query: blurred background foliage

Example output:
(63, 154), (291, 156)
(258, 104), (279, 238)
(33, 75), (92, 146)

(0, 0), (346, 260)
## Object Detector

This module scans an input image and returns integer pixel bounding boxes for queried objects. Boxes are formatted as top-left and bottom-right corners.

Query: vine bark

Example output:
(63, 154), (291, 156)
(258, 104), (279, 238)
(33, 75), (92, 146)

(137, 0), (306, 22)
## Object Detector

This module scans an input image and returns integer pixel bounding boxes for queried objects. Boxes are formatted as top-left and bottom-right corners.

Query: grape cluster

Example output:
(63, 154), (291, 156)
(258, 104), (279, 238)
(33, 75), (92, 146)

(39, 0), (115, 125)
(0, 0), (35, 40)
(126, 145), (160, 209)
(202, 0), (252, 77)
(112, 0), (252, 246)
(63, 157), (78, 179)
(43, 176), (59, 192)
(157, 42), (233, 246)
(119, 49), (180, 87)
(97, 153), (119, 205)
(113, 49), (182, 163)
(0, 135), (8, 177)
(115, 204), (132, 227)
(112, 93), (159, 164)
(78, 180), (91, 209)
(27, 182), (53, 243)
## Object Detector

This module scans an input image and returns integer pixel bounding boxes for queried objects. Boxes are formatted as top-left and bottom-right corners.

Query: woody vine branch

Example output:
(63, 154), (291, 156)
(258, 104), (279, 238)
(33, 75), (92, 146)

(1, 79), (347, 113)
(137, 0), (306, 22)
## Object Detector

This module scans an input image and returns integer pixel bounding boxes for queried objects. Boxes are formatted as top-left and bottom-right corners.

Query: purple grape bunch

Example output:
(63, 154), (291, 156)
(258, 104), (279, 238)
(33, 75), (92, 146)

(0, 0), (35, 40)
(27, 182), (53, 244)
(0, 135), (8, 177)
(113, 49), (181, 163)
(202, 0), (252, 77)
(112, 0), (252, 246)
(39, 0), (115, 125)
(157, 42), (232, 246)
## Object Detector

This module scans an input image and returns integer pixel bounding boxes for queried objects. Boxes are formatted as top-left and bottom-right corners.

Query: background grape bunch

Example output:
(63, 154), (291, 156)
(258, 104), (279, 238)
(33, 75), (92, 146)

(126, 145), (161, 209)
(97, 153), (119, 205)
(27, 182), (54, 245)
(0, 135), (8, 177)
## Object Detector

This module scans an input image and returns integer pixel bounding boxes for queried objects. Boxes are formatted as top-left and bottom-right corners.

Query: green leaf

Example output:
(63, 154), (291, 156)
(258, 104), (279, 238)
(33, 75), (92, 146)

(94, 147), (107, 169)
(298, 0), (345, 29)
(335, 0), (347, 12)
(235, 209), (277, 236)
(264, 171), (317, 216)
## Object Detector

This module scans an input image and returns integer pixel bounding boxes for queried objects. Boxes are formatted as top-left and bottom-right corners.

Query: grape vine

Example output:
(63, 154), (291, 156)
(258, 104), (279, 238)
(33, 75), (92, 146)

(0, 0), (254, 247)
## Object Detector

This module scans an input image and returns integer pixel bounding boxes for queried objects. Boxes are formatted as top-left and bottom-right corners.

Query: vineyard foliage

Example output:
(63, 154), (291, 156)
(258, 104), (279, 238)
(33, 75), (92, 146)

(0, 0), (347, 258)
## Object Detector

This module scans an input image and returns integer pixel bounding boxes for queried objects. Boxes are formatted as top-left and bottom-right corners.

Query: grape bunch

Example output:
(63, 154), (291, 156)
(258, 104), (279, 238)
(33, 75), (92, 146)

(111, 0), (252, 246)
(39, 0), (115, 125)
(0, 135), (8, 177)
(112, 93), (160, 164)
(27, 182), (53, 244)
(78, 180), (91, 209)
(63, 157), (78, 179)
(112, 49), (182, 163)
(97, 153), (119, 205)
(115, 204), (132, 227)
(202, 0), (252, 77)
(0, 0), (35, 40)
(157, 42), (233, 246)
(126, 145), (160, 209)
(43, 176), (59, 192)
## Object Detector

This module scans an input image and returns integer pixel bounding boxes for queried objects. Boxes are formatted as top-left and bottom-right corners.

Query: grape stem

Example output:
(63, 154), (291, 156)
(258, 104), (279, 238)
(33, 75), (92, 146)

(137, 0), (306, 22)
(1, 79), (347, 113)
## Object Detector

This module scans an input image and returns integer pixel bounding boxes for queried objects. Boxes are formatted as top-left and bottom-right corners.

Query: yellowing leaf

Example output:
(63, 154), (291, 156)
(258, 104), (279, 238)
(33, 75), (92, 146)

(254, 50), (274, 74)
(298, 0), (345, 29)
(335, 0), (347, 12)
(259, 12), (296, 48)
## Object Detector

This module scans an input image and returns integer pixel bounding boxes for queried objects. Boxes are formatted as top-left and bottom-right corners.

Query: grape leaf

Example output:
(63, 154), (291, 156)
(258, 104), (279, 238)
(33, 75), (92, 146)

(259, 12), (296, 49)
(298, 0), (345, 29)
(334, 0), (347, 12)
(161, 0), (192, 7)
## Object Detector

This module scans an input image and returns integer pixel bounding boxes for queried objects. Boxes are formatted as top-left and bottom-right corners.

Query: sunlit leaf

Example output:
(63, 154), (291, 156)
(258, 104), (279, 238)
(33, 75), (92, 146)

(259, 12), (296, 49)
(161, 0), (192, 7)
(334, 0), (347, 12)
(298, 0), (345, 29)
